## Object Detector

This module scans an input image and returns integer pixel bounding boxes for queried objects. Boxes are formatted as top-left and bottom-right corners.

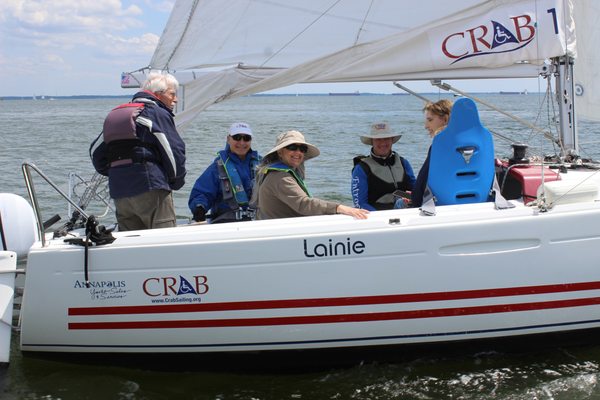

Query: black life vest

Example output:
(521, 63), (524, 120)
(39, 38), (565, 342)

(353, 152), (412, 210)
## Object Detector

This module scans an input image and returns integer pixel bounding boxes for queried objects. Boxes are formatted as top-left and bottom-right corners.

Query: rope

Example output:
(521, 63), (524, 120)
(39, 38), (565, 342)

(261, 0), (343, 67)
(393, 82), (521, 145)
(431, 81), (559, 145)
(84, 233), (90, 288)
(354, 0), (375, 45)
(63, 216), (116, 288)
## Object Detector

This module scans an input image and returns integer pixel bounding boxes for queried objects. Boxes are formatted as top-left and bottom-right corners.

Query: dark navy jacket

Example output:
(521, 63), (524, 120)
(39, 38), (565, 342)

(411, 147), (431, 207)
(188, 144), (260, 217)
(90, 91), (186, 199)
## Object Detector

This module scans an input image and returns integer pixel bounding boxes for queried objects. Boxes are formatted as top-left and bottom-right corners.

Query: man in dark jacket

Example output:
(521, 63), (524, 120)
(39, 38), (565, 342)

(90, 72), (186, 231)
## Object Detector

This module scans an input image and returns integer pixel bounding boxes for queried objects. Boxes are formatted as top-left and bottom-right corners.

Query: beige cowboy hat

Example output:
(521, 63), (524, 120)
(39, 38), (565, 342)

(265, 130), (320, 160)
(360, 122), (402, 145)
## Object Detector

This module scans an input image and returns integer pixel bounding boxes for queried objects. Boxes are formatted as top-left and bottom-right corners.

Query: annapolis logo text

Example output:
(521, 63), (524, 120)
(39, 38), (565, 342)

(74, 280), (131, 301)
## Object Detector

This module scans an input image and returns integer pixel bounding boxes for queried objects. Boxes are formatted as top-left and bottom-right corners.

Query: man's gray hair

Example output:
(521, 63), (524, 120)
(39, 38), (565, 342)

(142, 72), (179, 94)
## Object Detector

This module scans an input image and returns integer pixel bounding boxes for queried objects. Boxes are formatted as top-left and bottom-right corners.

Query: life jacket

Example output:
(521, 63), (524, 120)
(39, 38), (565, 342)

(262, 162), (311, 196)
(102, 99), (155, 167)
(212, 150), (260, 222)
(353, 152), (411, 210)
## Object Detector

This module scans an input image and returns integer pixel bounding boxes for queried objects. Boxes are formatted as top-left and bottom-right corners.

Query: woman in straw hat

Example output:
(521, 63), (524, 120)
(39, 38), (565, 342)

(351, 122), (416, 211)
(253, 130), (369, 220)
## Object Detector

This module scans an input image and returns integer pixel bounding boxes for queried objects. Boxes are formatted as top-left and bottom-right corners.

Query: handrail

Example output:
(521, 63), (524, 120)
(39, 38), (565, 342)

(21, 162), (89, 247)
(429, 80), (559, 145)
(0, 268), (25, 275)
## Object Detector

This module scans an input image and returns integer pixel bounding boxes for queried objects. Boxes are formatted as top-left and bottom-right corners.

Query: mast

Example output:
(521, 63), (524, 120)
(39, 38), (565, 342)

(553, 55), (579, 158)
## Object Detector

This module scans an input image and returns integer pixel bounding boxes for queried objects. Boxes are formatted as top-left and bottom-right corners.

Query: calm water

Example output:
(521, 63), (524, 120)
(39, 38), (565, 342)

(2, 94), (600, 399)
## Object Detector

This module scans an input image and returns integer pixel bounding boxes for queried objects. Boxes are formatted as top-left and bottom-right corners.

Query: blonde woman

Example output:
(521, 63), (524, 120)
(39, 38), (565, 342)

(411, 99), (453, 207)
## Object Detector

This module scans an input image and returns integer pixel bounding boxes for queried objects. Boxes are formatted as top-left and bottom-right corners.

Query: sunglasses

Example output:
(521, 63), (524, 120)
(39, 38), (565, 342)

(231, 134), (252, 142)
(285, 144), (308, 153)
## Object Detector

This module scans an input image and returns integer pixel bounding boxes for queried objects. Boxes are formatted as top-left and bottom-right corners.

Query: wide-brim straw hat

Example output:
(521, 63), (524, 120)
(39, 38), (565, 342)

(265, 130), (320, 161)
(360, 122), (401, 145)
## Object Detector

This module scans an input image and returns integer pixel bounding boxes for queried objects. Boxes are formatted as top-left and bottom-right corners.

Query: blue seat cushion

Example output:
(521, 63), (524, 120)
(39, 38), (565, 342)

(427, 97), (495, 205)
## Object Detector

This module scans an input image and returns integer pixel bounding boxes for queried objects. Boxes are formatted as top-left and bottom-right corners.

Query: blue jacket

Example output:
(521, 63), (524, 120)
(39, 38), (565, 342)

(188, 145), (260, 217)
(90, 91), (186, 199)
(352, 153), (416, 211)
(411, 147), (431, 207)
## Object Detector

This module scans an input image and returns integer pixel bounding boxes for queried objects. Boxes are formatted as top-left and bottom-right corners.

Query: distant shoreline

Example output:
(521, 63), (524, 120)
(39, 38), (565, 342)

(0, 92), (537, 101)
(0, 95), (132, 101)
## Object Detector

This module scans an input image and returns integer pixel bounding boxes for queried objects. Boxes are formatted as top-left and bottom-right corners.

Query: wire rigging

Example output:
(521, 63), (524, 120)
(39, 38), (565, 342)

(260, 0), (344, 68)
(354, 0), (375, 45)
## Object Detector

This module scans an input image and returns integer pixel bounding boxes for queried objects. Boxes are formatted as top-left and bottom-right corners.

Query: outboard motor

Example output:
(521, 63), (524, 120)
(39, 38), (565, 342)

(0, 193), (39, 258)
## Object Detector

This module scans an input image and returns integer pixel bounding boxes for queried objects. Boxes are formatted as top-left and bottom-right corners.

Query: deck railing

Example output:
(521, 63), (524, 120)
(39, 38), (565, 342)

(21, 162), (90, 247)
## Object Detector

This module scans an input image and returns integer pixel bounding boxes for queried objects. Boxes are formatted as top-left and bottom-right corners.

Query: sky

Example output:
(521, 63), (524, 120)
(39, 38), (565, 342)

(0, 0), (543, 97)
(0, 0), (173, 97)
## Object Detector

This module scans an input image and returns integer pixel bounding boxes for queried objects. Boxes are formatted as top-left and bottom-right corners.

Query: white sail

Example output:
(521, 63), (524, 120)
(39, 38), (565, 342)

(151, 0), (486, 70)
(573, 0), (600, 122)
(124, 0), (576, 127)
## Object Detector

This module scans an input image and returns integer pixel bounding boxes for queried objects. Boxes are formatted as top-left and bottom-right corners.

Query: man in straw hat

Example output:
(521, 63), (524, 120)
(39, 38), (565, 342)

(253, 130), (369, 220)
(351, 122), (416, 210)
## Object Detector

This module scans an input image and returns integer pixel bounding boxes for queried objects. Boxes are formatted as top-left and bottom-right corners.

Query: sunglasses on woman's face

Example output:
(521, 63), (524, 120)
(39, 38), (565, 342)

(285, 144), (308, 153)
(231, 134), (252, 142)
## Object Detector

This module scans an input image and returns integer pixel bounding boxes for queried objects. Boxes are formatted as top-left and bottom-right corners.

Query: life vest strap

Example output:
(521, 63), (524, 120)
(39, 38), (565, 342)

(107, 139), (156, 167)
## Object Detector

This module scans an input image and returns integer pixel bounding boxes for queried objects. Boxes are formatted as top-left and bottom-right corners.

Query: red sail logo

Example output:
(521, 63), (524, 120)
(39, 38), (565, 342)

(441, 14), (535, 64)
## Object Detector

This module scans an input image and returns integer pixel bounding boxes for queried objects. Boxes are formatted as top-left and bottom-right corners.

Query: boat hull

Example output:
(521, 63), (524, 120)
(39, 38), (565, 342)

(19, 199), (600, 353)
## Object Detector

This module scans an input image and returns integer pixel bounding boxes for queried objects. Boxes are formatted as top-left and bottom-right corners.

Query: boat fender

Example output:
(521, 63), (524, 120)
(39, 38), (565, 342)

(0, 193), (38, 258)
(0, 250), (16, 364)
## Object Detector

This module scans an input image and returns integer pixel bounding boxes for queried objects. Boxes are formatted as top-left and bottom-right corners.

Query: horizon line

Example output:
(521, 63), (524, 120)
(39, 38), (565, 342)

(1, 91), (537, 100)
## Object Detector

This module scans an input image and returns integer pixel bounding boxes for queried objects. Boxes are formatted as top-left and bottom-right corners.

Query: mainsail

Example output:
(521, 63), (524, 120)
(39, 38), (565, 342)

(124, 0), (577, 128)
(573, 0), (600, 122)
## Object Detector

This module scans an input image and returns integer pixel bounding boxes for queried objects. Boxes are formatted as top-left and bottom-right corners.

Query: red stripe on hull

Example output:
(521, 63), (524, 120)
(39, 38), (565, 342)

(68, 281), (600, 316)
(68, 296), (600, 330)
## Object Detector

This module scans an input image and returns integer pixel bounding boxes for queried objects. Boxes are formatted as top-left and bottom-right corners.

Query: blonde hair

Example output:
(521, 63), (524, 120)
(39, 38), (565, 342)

(423, 99), (453, 119)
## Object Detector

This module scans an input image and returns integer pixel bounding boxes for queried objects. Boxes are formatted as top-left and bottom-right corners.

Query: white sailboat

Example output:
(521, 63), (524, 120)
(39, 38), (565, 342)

(2, 0), (600, 361)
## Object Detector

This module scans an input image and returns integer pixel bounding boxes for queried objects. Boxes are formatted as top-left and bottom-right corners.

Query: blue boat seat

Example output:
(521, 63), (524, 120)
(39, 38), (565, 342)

(427, 98), (495, 206)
